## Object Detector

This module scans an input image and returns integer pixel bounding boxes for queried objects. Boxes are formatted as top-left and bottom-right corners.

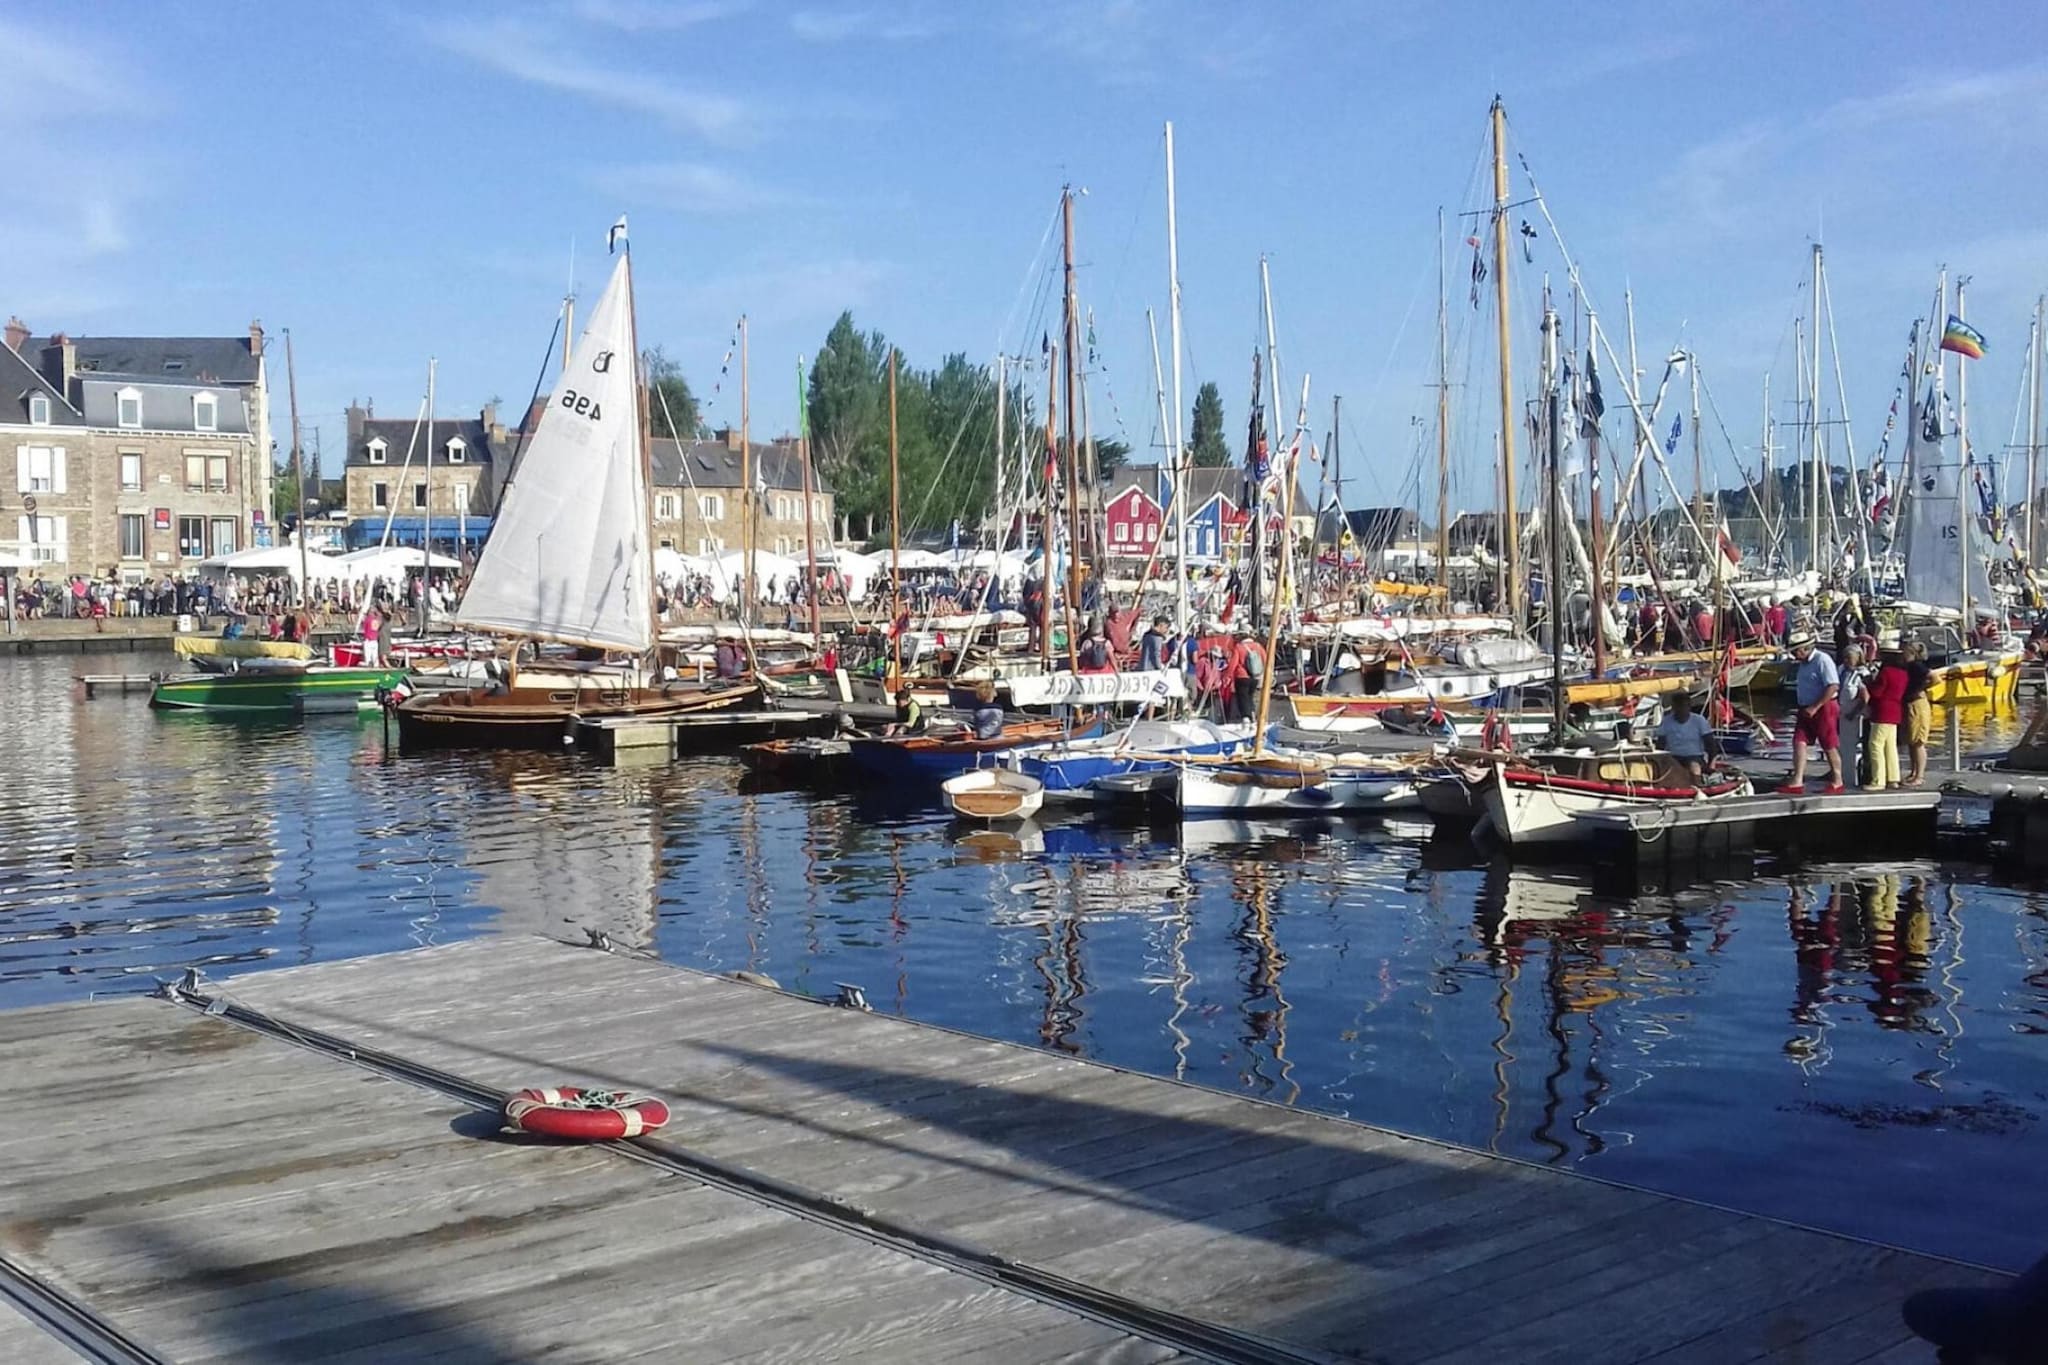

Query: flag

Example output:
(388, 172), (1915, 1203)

(1920, 384), (1944, 442)
(1581, 349), (1604, 441)
(1940, 315), (1987, 360)
(1664, 413), (1682, 456)
(1519, 219), (1538, 264)
(607, 215), (629, 254)
(1717, 525), (1741, 564)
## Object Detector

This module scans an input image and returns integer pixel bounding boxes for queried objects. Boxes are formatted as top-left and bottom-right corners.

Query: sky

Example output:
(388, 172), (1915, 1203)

(8, 2), (2048, 516)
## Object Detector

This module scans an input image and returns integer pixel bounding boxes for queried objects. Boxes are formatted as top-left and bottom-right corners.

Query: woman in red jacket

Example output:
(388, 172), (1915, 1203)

(1864, 635), (1910, 791)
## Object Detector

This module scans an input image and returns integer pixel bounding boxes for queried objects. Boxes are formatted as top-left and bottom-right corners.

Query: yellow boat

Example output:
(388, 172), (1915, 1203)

(173, 635), (314, 662)
(1927, 647), (2023, 708)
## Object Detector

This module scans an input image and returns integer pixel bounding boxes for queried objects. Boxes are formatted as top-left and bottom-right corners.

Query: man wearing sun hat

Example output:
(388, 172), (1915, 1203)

(1779, 629), (1845, 794)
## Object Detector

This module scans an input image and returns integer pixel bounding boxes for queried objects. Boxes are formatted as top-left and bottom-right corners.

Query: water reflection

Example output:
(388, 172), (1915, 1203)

(1, 654), (2044, 1269)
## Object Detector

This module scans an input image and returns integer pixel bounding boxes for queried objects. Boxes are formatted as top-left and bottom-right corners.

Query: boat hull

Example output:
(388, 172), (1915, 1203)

(149, 667), (405, 714)
(1928, 650), (2023, 708)
(393, 682), (763, 750)
(1175, 760), (1420, 816)
(846, 718), (1103, 783)
(941, 770), (1045, 822)
(1483, 763), (1751, 846)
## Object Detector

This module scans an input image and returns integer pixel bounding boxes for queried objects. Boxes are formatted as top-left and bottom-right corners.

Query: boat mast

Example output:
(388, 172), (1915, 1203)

(1060, 189), (1085, 649)
(1586, 323), (1607, 678)
(1252, 377), (1306, 747)
(1165, 121), (1190, 635)
(1436, 207), (1452, 600)
(1690, 355), (1704, 603)
(1490, 97), (1522, 625)
(797, 357), (821, 644)
(1957, 275), (1973, 625)
(620, 230), (658, 653)
(739, 313), (753, 622)
(1761, 373), (1774, 563)
(1809, 243), (1824, 579)
(1041, 343), (1058, 667)
(888, 347), (902, 682)
(1258, 257), (1283, 630)
(422, 355), (435, 636)
(2029, 297), (2044, 567)
(1542, 302), (1566, 735)
(284, 328), (308, 608)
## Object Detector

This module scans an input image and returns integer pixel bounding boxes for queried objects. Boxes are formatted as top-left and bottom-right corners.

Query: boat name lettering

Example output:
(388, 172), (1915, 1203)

(558, 388), (605, 422)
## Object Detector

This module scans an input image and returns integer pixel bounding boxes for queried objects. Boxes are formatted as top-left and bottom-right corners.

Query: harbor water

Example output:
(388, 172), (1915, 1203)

(4, 653), (2043, 1272)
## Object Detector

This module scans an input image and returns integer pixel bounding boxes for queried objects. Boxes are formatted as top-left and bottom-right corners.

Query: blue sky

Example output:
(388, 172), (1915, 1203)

(8, 3), (2048, 514)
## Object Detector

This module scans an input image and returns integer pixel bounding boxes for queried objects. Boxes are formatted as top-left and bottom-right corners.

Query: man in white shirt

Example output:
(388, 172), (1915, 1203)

(1654, 689), (1719, 781)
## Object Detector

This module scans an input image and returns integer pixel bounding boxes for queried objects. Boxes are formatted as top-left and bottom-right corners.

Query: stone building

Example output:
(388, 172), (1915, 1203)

(651, 428), (833, 559)
(3, 317), (273, 577)
(340, 402), (508, 551)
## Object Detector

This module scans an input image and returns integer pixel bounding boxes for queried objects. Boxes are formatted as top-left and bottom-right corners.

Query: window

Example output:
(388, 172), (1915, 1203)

(366, 438), (387, 465)
(117, 388), (142, 429)
(372, 482), (388, 509)
(207, 455), (229, 492)
(698, 493), (724, 520)
(655, 493), (679, 520)
(17, 445), (64, 493)
(27, 393), (49, 426)
(15, 515), (64, 561)
(209, 517), (237, 556)
(413, 483), (428, 509)
(697, 537), (723, 556)
(193, 393), (217, 432)
(119, 513), (144, 559)
(814, 496), (827, 520)
(119, 452), (142, 490)
(445, 437), (465, 464)
(453, 482), (470, 514)
(183, 454), (205, 490)
(177, 515), (205, 557)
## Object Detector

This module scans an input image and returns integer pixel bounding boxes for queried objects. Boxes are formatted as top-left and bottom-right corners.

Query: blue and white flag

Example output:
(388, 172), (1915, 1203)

(1664, 414), (1682, 456)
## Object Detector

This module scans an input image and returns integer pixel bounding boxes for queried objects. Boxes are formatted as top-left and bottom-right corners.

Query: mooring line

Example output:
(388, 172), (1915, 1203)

(159, 973), (1333, 1365)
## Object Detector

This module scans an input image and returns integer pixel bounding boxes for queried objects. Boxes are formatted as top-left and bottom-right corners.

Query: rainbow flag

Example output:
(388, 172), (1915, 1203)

(1940, 314), (1987, 359)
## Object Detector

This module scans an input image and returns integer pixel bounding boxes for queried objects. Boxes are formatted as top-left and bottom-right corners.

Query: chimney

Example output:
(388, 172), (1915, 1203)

(39, 334), (75, 399)
(248, 319), (265, 359)
(720, 425), (743, 453)
(480, 400), (502, 441)
(3, 316), (26, 354)
(345, 401), (368, 448)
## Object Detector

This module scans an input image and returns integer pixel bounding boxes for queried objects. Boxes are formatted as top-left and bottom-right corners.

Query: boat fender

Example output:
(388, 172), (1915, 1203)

(731, 970), (781, 989)
(502, 1087), (670, 1141)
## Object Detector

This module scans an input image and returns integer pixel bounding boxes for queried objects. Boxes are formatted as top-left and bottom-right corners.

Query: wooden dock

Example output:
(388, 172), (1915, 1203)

(1, 937), (2001, 1362)
(1569, 789), (1943, 883)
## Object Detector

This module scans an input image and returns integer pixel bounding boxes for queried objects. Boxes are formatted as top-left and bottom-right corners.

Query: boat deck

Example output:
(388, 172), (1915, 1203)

(2, 936), (2000, 1362)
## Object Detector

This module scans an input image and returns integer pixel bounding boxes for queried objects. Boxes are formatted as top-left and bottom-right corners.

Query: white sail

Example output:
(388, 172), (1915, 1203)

(1900, 384), (1994, 614)
(455, 252), (653, 652)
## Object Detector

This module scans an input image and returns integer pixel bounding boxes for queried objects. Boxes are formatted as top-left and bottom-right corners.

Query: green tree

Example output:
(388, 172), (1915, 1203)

(807, 312), (892, 532)
(272, 467), (302, 526)
(1188, 381), (1229, 466)
(1093, 437), (1130, 477)
(641, 345), (699, 440)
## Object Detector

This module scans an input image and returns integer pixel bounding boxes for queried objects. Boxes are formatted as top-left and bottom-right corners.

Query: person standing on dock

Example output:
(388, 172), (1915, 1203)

(1902, 638), (1934, 787)
(1866, 634), (1909, 791)
(1779, 631), (1844, 795)
(360, 604), (384, 667)
(1837, 641), (1869, 789)
(1139, 615), (1171, 672)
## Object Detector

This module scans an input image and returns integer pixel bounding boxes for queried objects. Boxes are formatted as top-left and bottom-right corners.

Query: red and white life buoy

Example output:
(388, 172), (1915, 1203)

(503, 1087), (670, 1141)
(1480, 710), (1512, 753)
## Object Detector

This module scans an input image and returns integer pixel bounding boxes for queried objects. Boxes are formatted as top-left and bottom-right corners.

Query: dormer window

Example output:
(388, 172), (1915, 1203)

(193, 393), (217, 432)
(116, 387), (142, 429)
(366, 438), (387, 465)
(445, 437), (466, 464)
(27, 393), (50, 426)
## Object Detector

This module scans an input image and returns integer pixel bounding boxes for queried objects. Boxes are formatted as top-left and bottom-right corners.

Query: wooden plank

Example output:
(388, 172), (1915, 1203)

(0, 1301), (82, 1365)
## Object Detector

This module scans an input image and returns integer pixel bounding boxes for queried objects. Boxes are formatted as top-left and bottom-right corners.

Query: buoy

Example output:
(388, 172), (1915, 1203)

(502, 1087), (669, 1140)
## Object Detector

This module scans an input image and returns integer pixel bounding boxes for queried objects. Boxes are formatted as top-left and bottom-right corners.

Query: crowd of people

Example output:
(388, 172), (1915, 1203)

(2, 568), (459, 635)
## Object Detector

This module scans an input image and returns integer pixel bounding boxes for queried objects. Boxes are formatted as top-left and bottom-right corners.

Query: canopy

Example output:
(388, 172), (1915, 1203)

(893, 549), (948, 570)
(198, 545), (344, 581)
(0, 549), (35, 570)
(706, 549), (804, 599)
(334, 546), (460, 582)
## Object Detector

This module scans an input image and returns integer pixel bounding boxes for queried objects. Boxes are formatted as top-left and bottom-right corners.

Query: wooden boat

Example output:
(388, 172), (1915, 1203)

(1173, 750), (1422, 816)
(151, 662), (405, 714)
(942, 770), (1044, 822)
(845, 716), (1103, 783)
(738, 735), (851, 780)
(1482, 747), (1752, 847)
(1009, 718), (1246, 802)
(394, 680), (761, 749)
(1926, 646), (2023, 707)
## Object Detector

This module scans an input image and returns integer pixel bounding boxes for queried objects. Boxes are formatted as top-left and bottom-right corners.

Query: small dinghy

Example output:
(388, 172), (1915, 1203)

(942, 769), (1045, 822)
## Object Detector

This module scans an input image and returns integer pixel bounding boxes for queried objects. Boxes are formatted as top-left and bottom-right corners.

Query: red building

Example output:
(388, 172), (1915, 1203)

(1104, 484), (1164, 558)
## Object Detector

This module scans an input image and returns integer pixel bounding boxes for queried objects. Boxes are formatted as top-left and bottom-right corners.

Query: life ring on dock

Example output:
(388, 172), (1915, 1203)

(503, 1087), (670, 1140)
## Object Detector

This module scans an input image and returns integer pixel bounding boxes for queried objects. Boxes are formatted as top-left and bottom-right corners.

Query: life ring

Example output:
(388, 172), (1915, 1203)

(503, 1087), (670, 1140)
(1480, 710), (1512, 753)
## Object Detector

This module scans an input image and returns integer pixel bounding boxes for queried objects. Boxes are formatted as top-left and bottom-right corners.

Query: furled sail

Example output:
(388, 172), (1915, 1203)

(1900, 383), (1993, 614)
(455, 252), (653, 652)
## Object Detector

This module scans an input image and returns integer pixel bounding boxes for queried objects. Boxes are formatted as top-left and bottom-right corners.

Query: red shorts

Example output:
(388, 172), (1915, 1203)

(1795, 699), (1840, 750)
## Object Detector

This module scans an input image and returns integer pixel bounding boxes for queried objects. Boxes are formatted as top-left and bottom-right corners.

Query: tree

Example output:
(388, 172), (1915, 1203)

(807, 312), (892, 531)
(1093, 437), (1130, 477)
(272, 468), (302, 527)
(1189, 381), (1229, 466)
(641, 345), (699, 440)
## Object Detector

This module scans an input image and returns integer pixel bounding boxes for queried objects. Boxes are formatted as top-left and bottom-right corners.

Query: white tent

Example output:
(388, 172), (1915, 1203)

(333, 546), (460, 582)
(198, 545), (345, 582)
(0, 548), (35, 571)
(894, 549), (948, 570)
(709, 549), (804, 601)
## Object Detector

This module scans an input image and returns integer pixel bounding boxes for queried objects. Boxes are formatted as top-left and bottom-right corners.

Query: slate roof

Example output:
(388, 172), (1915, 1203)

(652, 438), (831, 494)
(29, 335), (260, 386)
(0, 344), (83, 426)
(348, 417), (498, 468)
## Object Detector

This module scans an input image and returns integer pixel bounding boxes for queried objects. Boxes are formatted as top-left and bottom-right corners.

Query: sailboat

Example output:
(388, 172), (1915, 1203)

(395, 228), (759, 748)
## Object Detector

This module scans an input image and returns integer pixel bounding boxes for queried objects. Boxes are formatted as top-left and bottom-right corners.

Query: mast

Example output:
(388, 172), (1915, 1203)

(561, 238), (576, 378)
(1761, 373), (1774, 561)
(1809, 243), (1824, 578)
(1587, 327), (1607, 677)
(1957, 276), (1973, 625)
(739, 313), (753, 620)
(2031, 294), (2045, 566)
(797, 357), (821, 643)
(888, 347), (902, 682)
(1542, 302), (1566, 735)
(1491, 97), (1522, 624)
(1436, 206), (1452, 598)
(1258, 257), (1283, 631)
(284, 329), (308, 607)
(622, 232), (657, 652)
(1165, 121), (1189, 635)
(1252, 375), (1306, 746)
(1690, 353), (1705, 597)
(1332, 394), (1345, 607)
(1041, 343), (1058, 666)
(422, 355), (435, 635)
(1060, 188), (1084, 643)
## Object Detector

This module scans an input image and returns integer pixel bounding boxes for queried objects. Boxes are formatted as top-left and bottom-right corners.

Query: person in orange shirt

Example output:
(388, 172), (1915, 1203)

(1229, 626), (1265, 725)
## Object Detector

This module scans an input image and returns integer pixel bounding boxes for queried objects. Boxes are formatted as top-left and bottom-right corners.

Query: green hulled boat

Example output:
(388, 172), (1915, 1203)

(149, 662), (406, 715)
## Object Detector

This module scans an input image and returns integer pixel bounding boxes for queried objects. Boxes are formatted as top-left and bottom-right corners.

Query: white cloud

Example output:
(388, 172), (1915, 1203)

(589, 161), (799, 215)
(426, 16), (752, 140)
(789, 8), (943, 43)
(569, 0), (751, 31)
